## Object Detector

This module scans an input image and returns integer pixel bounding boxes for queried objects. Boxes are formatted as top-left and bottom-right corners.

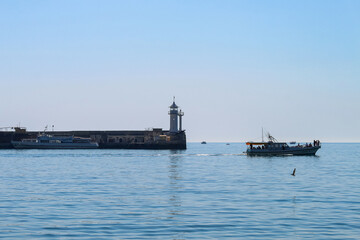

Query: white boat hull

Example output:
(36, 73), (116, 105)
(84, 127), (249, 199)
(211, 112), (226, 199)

(11, 141), (99, 149)
(246, 146), (321, 156)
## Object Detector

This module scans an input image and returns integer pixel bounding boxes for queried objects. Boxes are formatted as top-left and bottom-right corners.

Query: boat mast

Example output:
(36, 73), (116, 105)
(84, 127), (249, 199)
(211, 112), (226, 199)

(262, 127), (264, 142)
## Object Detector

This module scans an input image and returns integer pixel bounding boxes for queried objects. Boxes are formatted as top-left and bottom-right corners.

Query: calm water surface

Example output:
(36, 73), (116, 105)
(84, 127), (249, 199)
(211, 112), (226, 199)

(0, 143), (360, 239)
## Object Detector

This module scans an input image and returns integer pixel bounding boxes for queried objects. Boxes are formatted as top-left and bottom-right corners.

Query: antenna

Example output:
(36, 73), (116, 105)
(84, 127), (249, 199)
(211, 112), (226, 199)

(267, 132), (278, 142)
(173, 96), (175, 102)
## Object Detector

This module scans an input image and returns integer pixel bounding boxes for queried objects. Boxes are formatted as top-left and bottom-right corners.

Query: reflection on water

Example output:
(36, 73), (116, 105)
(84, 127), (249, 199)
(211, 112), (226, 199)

(168, 150), (185, 240)
(168, 150), (184, 217)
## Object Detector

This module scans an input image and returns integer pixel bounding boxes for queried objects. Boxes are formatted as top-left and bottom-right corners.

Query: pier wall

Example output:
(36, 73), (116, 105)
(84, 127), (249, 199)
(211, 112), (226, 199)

(0, 129), (186, 149)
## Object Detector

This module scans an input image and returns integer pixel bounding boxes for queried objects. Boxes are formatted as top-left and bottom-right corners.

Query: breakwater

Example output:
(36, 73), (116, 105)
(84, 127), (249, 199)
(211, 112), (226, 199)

(0, 129), (186, 149)
(0, 99), (187, 150)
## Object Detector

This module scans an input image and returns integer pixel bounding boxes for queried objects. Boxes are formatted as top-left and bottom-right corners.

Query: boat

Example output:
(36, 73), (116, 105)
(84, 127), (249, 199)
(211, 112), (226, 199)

(246, 132), (321, 156)
(201, 141), (207, 144)
(11, 134), (99, 149)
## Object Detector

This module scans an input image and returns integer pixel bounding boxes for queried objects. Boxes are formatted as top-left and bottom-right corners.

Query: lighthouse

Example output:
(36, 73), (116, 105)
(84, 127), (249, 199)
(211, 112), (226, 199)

(169, 97), (184, 133)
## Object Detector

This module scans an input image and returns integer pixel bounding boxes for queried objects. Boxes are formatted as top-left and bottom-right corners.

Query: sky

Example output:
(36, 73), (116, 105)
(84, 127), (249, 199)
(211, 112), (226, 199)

(0, 0), (359, 142)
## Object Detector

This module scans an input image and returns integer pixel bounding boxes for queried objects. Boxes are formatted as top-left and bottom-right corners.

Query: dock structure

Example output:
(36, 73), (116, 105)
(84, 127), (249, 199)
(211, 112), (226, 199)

(0, 100), (186, 149)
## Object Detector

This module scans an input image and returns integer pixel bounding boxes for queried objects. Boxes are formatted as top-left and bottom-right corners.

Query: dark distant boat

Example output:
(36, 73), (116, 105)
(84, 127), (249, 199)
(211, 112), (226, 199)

(246, 132), (321, 156)
(11, 134), (99, 149)
(201, 141), (207, 144)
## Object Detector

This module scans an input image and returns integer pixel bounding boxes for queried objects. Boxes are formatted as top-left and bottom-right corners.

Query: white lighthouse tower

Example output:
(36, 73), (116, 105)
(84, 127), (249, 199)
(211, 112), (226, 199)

(169, 97), (183, 133)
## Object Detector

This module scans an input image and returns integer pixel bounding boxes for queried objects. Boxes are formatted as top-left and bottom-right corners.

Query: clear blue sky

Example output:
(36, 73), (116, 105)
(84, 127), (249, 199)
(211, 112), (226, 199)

(0, 0), (359, 142)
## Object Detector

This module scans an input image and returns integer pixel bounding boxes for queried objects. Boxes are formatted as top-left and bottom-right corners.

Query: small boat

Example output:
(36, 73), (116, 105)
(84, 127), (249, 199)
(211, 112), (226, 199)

(201, 141), (207, 144)
(11, 134), (99, 149)
(246, 132), (321, 156)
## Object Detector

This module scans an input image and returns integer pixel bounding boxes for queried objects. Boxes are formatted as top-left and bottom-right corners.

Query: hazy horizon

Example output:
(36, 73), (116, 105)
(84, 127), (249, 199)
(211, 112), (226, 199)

(1, 1), (359, 142)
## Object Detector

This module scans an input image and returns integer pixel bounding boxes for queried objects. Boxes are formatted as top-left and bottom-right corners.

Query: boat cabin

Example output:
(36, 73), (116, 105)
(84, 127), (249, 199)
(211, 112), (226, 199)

(246, 141), (289, 150)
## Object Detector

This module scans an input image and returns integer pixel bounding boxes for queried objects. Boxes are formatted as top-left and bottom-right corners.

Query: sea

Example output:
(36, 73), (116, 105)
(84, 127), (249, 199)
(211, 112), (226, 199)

(0, 143), (359, 239)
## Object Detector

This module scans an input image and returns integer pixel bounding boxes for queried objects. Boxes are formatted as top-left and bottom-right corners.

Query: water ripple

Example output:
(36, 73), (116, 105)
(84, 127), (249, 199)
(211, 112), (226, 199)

(0, 143), (359, 239)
